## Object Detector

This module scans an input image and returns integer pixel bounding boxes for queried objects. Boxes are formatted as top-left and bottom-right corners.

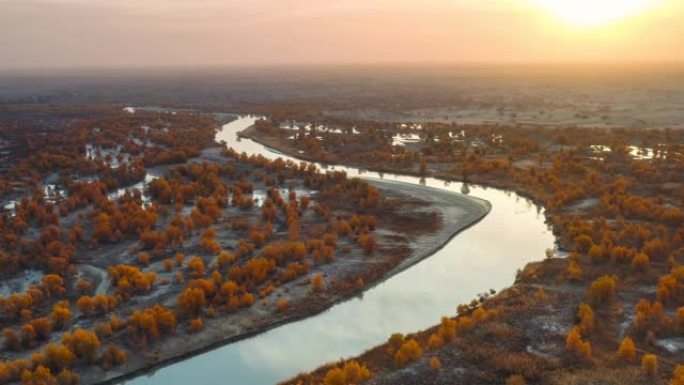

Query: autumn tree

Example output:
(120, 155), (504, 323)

(641, 354), (658, 377)
(61, 328), (100, 363)
(670, 365), (684, 385)
(394, 339), (423, 367)
(187, 257), (206, 279)
(632, 252), (650, 272)
(567, 260), (582, 281)
(176, 287), (206, 317)
(100, 343), (128, 370)
(311, 273), (325, 293)
(506, 375), (526, 385)
(588, 275), (617, 305)
(322, 360), (371, 385)
(617, 337), (637, 363)
(41, 343), (75, 373)
(578, 303), (595, 333)
(565, 326), (591, 362)
(128, 305), (177, 345)
(429, 356), (442, 370)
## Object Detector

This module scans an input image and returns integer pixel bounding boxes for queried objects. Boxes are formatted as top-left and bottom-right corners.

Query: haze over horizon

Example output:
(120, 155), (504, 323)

(1, 0), (684, 71)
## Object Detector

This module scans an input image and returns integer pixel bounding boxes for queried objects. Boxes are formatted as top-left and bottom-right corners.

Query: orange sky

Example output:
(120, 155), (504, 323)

(1, 0), (683, 70)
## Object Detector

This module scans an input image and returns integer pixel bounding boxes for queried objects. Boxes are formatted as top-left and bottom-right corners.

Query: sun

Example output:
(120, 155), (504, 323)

(535, 0), (658, 27)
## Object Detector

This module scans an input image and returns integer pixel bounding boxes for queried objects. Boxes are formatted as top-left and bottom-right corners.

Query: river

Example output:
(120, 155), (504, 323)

(121, 115), (556, 385)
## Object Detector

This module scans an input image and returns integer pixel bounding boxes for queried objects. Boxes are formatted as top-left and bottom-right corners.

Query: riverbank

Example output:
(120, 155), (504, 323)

(82, 160), (491, 385)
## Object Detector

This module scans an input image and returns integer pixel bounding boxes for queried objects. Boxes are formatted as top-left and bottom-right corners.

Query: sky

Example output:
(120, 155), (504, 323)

(1, 0), (683, 71)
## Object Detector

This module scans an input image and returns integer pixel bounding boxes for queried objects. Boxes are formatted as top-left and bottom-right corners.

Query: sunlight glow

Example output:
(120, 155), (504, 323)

(535, 0), (658, 27)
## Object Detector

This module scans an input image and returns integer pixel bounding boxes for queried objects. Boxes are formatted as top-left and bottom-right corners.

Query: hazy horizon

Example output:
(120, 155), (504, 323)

(2, 0), (684, 71)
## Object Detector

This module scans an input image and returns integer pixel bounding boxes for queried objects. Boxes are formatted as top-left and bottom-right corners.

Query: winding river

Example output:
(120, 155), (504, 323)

(122, 115), (556, 385)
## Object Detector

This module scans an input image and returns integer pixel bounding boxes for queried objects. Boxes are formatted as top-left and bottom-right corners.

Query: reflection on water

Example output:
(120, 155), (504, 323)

(123, 115), (555, 385)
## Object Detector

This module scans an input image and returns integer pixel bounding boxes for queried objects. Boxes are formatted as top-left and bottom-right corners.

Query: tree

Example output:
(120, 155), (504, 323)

(588, 275), (617, 305)
(100, 343), (127, 370)
(55, 368), (80, 385)
(565, 326), (591, 362)
(357, 233), (376, 255)
(641, 354), (658, 377)
(632, 252), (650, 272)
(176, 287), (206, 317)
(276, 299), (289, 311)
(217, 251), (236, 267)
(322, 360), (371, 385)
(21, 365), (57, 385)
(386, 333), (404, 356)
(200, 228), (220, 254)
(40, 275), (65, 297)
(189, 317), (204, 333)
(137, 252), (151, 266)
(506, 375), (526, 385)
(4, 327), (20, 351)
(187, 257), (206, 279)
(30, 318), (52, 341)
(578, 303), (594, 333)
(311, 273), (325, 293)
(588, 245), (605, 264)
(429, 356), (442, 370)
(567, 261), (582, 281)
(128, 305), (176, 344)
(617, 337), (637, 363)
(394, 339), (423, 367)
(61, 328), (100, 363)
(670, 365), (684, 385)
(42, 343), (74, 372)
(76, 295), (96, 317)
(75, 279), (93, 295)
(574, 235), (594, 254)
